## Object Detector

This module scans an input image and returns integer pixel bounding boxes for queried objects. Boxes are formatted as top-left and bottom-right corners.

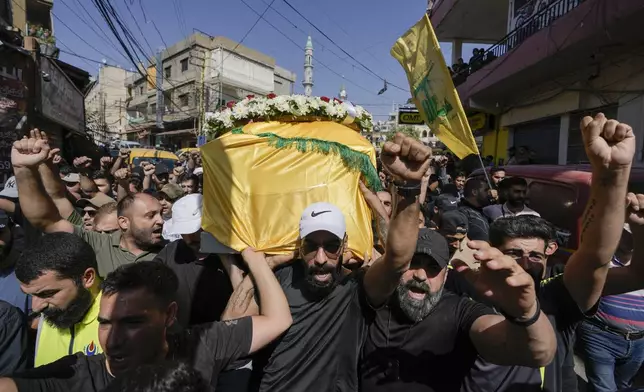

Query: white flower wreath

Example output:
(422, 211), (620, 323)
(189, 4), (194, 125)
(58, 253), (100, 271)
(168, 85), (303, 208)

(205, 94), (373, 137)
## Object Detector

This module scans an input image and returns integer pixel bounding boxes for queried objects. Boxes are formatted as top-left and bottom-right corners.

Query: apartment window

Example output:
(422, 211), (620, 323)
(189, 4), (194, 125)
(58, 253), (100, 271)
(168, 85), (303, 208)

(150, 104), (156, 114)
(138, 86), (144, 96)
(181, 58), (189, 72)
(164, 66), (172, 79)
(179, 94), (189, 107)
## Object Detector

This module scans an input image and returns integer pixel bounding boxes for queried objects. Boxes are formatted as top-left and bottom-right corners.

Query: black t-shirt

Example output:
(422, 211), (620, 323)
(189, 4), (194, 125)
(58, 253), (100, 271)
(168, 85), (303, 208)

(360, 291), (495, 392)
(11, 316), (253, 391)
(457, 201), (489, 242)
(451, 274), (587, 392)
(250, 262), (368, 392)
(153, 241), (233, 330)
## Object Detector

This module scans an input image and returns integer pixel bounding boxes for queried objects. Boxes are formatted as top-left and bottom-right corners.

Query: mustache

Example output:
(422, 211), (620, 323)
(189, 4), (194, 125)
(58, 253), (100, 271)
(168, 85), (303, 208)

(307, 264), (337, 275)
(404, 279), (430, 293)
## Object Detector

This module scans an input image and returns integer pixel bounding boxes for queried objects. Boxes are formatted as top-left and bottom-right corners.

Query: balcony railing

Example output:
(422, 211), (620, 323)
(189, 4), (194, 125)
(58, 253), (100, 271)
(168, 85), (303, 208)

(452, 0), (585, 87)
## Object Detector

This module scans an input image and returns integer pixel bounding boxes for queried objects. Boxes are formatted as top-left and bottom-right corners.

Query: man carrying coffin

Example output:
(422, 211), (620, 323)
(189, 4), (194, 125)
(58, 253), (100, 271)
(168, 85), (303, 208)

(223, 134), (556, 392)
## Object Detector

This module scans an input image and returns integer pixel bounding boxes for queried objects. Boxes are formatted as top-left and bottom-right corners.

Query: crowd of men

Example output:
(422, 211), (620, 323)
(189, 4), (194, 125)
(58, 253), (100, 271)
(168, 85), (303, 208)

(0, 114), (641, 392)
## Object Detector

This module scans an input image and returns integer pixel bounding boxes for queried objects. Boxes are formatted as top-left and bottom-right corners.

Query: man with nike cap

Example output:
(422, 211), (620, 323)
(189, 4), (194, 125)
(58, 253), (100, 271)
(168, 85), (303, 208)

(218, 133), (548, 392)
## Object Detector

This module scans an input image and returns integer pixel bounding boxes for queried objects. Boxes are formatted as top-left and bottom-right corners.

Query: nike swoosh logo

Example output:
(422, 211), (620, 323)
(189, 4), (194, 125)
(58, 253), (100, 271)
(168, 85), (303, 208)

(311, 210), (331, 218)
(450, 201), (457, 204)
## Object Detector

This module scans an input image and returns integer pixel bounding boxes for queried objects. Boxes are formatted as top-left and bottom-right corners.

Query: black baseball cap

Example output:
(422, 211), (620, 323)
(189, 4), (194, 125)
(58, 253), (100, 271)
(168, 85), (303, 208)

(434, 194), (459, 213)
(439, 210), (468, 239)
(415, 228), (450, 268)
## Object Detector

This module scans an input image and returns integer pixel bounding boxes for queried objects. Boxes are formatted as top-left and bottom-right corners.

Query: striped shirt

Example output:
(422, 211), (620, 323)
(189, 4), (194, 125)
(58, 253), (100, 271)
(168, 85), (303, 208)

(594, 257), (644, 333)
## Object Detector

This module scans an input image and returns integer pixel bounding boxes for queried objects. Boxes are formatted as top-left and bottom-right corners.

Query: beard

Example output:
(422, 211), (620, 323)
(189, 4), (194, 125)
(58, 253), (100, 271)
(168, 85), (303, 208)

(43, 285), (94, 329)
(303, 261), (342, 299)
(396, 279), (444, 323)
(131, 224), (162, 249)
(507, 198), (525, 208)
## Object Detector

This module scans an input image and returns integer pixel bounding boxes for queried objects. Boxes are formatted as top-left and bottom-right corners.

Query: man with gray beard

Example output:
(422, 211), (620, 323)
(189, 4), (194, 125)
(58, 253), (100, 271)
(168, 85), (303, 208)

(361, 226), (556, 392)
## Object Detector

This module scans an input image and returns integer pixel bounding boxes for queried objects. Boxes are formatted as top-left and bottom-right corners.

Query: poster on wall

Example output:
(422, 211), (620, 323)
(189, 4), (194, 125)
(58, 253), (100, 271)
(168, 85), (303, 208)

(0, 50), (30, 191)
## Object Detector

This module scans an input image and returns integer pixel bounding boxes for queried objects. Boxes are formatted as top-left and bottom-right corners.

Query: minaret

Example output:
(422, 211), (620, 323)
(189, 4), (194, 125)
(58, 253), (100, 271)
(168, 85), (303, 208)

(339, 83), (347, 101)
(303, 36), (314, 97)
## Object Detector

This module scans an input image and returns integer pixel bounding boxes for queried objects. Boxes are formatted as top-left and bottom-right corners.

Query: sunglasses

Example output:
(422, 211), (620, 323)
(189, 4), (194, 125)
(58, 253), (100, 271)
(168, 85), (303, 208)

(83, 210), (97, 217)
(301, 238), (344, 257)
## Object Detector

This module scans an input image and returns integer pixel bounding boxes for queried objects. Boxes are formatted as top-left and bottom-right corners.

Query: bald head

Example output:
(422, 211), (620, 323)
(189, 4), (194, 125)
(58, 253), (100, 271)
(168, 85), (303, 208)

(117, 193), (161, 218)
(116, 193), (164, 248)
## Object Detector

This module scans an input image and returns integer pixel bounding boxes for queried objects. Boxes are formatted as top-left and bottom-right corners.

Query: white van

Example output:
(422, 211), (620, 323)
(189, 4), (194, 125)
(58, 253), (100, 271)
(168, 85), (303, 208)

(117, 141), (142, 149)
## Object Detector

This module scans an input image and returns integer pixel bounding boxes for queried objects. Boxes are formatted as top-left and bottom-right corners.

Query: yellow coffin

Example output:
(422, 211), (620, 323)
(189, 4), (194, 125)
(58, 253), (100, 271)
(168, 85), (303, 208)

(201, 120), (379, 258)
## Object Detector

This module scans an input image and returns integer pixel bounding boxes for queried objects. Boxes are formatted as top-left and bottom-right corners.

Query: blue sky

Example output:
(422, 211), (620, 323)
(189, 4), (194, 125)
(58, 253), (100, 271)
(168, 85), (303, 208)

(52, 0), (485, 119)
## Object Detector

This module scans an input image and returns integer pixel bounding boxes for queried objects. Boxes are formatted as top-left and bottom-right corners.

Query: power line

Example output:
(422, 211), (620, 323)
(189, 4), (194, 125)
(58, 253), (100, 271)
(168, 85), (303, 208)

(280, 0), (406, 92)
(236, 0), (389, 101)
(220, 0), (278, 66)
(10, 0), (122, 65)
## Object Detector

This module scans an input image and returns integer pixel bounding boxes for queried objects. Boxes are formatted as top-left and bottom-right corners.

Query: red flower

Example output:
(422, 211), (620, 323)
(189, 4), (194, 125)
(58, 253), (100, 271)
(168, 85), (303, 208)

(320, 96), (330, 102)
(334, 98), (343, 104)
(267, 93), (277, 99)
(246, 95), (255, 100)
(226, 101), (236, 109)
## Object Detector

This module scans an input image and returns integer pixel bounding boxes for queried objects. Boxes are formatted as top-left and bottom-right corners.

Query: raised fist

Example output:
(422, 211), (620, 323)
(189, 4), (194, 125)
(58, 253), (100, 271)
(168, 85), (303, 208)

(626, 193), (644, 231)
(52, 153), (62, 165)
(100, 156), (112, 168)
(12, 134), (51, 169)
(142, 163), (155, 176)
(73, 156), (92, 169)
(381, 133), (431, 182)
(581, 113), (635, 170)
(119, 148), (130, 159)
(114, 168), (130, 181)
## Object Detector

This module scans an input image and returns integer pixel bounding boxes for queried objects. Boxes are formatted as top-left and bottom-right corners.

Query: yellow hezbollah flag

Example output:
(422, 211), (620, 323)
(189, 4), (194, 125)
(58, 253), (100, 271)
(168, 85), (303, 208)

(391, 14), (479, 159)
(200, 121), (377, 258)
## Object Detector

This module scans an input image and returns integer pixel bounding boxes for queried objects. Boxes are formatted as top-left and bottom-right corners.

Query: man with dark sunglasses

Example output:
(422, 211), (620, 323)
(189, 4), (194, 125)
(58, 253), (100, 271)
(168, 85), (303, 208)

(225, 134), (443, 392)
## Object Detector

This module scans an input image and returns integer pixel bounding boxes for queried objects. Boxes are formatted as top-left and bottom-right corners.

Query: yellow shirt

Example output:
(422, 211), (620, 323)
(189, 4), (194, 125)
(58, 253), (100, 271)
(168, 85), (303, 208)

(34, 292), (103, 367)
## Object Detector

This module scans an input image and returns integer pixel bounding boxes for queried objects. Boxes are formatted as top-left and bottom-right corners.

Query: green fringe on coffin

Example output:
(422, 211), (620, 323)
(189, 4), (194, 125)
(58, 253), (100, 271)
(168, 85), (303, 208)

(231, 127), (244, 134)
(255, 132), (383, 192)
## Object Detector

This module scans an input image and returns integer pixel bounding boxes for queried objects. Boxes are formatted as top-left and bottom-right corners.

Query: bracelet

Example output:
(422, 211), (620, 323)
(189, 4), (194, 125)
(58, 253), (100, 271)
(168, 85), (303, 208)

(394, 181), (421, 198)
(500, 300), (541, 327)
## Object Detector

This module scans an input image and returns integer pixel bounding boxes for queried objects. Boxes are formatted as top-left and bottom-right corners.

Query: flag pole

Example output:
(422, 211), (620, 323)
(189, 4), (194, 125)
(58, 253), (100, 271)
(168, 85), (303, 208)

(476, 153), (493, 189)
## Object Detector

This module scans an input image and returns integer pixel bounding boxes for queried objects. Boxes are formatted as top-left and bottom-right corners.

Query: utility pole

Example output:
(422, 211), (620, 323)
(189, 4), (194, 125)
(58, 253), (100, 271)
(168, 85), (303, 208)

(189, 49), (207, 140)
(155, 48), (164, 130)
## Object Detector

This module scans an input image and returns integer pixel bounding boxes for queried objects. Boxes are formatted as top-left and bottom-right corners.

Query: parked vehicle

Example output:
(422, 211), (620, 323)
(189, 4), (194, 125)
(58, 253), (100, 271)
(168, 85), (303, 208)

(128, 148), (179, 169)
(469, 165), (644, 264)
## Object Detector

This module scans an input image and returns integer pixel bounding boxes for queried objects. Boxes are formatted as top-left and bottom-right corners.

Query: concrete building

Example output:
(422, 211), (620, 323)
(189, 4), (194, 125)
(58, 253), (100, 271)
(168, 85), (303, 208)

(123, 32), (296, 148)
(431, 0), (644, 166)
(2, 0), (53, 34)
(84, 65), (135, 145)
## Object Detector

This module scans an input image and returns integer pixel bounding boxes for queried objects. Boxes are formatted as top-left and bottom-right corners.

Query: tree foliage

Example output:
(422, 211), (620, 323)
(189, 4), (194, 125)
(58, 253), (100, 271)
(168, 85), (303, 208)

(386, 126), (420, 141)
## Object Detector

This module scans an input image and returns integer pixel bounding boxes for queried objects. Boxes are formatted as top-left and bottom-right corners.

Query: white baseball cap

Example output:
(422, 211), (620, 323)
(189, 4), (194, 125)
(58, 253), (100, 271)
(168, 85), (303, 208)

(0, 176), (18, 199)
(299, 202), (346, 240)
(62, 173), (80, 183)
(168, 194), (203, 235)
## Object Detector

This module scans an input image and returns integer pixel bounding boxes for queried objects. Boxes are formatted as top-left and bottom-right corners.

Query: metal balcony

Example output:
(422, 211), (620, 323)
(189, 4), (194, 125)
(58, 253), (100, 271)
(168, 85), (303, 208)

(453, 0), (585, 87)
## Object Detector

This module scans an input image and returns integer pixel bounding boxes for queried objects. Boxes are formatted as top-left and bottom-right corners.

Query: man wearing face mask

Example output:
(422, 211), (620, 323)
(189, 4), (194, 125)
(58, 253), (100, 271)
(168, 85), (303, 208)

(482, 177), (539, 221)
(15, 232), (102, 366)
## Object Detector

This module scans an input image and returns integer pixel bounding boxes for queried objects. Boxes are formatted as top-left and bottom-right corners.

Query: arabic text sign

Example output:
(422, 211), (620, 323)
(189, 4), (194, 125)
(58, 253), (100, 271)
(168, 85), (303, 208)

(40, 58), (85, 133)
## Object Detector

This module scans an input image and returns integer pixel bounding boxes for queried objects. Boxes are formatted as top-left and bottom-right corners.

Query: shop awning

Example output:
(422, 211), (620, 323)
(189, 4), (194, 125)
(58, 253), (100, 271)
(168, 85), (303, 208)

(156, 128), (195, 136)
